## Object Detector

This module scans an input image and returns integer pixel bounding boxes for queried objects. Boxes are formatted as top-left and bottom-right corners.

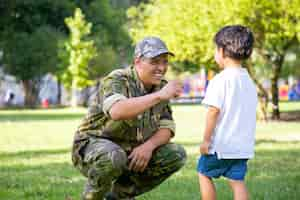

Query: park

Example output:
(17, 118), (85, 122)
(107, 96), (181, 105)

(0, 103), (300, 199)
(1, 0), (300, 199)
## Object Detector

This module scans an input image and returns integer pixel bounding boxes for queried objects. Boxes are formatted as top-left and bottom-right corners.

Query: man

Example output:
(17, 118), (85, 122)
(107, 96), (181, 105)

(72, 36), (187, 200)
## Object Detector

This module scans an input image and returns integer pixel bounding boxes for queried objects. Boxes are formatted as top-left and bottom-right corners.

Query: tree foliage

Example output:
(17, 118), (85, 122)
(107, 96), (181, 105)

(128, 0), (300, 119)
(0, 0), (75, 106)
(64, 8), (97, 89)
(78, 0), (133, 64)
(0, 0), (133, 106)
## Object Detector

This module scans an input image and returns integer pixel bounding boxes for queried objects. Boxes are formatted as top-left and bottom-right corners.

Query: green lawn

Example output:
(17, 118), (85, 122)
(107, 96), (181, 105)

(0, 102), (300, 200)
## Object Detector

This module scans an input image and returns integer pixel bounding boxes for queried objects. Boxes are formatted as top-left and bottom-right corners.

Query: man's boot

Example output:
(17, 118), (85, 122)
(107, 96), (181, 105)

(82, 182), (106, 200)
(104, 192), (135, 200)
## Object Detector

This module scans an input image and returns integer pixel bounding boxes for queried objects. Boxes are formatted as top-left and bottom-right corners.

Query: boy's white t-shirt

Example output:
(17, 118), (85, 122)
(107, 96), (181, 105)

(202, 67), (258, 159)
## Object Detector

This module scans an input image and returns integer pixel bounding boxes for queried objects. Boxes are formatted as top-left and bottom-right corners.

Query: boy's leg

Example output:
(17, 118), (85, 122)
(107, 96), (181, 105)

(198, 173), (216, 200)
(112, 143), (186, 199)
(224, 159), (249, 200)
(228, 180), (248, 200)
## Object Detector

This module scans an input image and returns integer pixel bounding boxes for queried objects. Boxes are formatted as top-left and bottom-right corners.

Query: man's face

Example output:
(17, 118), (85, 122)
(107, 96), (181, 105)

(135, 54), (169, 88)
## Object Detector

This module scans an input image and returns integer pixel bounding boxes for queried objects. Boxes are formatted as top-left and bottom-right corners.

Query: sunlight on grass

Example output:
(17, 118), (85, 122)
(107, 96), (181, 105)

(0, 102), (299, 199)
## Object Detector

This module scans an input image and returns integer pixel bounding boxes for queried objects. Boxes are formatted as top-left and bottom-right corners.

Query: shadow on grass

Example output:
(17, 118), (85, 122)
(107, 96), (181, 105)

(280, 110), (300, 122)
(255, 139), (300, 145)
(0, 113), (84, 122)
(0, 162), (83, 200)
(1, 146), (300, 200)
(178, 139), (300, 147)
(0, 148), (70, 161)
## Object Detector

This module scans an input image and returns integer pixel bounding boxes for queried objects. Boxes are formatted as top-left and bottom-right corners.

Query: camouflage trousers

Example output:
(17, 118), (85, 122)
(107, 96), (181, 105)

(77, 137), (186, 200)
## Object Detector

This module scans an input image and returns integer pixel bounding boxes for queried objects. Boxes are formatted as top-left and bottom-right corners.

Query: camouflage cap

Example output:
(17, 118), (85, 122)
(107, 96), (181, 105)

(134, 36), (174, 58)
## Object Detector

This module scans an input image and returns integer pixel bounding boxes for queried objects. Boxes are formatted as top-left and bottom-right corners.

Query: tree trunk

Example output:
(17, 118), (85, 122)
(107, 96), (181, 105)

(82, 79), (102, 107)
(244, 62), (269, 121)
(22, 80), (38, 107)
(82, 87), (90, 107)
(57, 78), (62, 106)
(271, 66), (280, 120)
(270, 56), (284, 120)
(95, 79), (101, 103)
(71, 79), (79, 107)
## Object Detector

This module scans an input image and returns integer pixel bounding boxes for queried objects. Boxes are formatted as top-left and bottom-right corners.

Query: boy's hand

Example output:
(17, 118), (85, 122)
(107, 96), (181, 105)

(200, 141), (210, 155)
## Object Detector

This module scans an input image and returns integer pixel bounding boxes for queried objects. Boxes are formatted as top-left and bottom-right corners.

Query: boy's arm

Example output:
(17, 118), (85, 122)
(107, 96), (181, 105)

(200, 106), (220, 154)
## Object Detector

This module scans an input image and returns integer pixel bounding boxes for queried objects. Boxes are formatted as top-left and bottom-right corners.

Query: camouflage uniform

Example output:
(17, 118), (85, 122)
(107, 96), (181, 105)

(72, 66), (186, 200)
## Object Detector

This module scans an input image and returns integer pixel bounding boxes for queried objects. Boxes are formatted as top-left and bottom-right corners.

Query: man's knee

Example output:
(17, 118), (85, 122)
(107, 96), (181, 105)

(153, 143), (187, 171)
(82, 139), (128, 181)
(81, 148), (128, 200)
(177, 144), (187, 167)
(110, 148), (128, 172)
(167, 143), (187, 169)
(91, 148), (127, 178)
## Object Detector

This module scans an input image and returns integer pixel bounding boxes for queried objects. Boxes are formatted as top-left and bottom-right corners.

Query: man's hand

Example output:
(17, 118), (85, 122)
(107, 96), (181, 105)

(200, 140), (211, 155)
(157, 80), (182, 101)
(128, 142), (155, 172)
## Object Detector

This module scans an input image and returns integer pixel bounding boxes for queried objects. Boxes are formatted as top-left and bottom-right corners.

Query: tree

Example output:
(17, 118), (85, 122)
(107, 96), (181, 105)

(0, 0), (132, 107)
(64, 8), (97, 107)
(282, 46), (300, 79)
(244, 0), (300, 119)
(64, 1), (134, 106)
(76, 0), (133, 66)
(2, 26), (64, 106)
(0, 0), (75, 106)
(128, 0), (300, 119)
(109, 0), (149, 8)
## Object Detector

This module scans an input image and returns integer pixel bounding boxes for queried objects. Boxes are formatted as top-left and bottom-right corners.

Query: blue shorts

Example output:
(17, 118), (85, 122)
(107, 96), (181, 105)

(197, 154), (248, 181)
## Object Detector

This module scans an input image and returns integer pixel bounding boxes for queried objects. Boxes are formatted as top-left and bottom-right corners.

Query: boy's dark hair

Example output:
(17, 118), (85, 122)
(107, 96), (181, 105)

(214, 25), (254, 60)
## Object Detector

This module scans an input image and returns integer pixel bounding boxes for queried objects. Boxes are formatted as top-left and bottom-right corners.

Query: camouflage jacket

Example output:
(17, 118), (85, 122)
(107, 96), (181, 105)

(72, 66), (175, 167)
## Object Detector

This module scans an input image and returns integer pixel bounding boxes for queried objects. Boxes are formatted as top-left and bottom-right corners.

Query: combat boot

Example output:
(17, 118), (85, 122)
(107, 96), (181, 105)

(82, 182), (105, 200)
(104, 192), (135, 200)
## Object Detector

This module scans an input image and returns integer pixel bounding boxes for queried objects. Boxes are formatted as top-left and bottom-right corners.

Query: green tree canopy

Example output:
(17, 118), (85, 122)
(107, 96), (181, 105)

(0, 0), (75, 106)
(0, 0), (133, 106)
(128, 0), (300, 119)
(64, 8), (97, 107)
(64, 8), (97, 87)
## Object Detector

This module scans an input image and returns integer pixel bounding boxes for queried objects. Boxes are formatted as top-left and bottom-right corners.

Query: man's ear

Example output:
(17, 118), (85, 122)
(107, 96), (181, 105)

(134, 57), (140, 65)
(134, 57), (143, 69)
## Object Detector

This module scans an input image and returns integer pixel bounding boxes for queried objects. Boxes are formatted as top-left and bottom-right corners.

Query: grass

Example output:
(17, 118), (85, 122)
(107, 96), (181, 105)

(0, 102), (300, 199)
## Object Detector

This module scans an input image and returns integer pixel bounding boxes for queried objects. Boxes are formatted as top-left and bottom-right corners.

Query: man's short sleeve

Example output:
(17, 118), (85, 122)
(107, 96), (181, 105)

(101, 72), (128, 116)
(159, 103), (176, 137)
(202, 77), (224, 110)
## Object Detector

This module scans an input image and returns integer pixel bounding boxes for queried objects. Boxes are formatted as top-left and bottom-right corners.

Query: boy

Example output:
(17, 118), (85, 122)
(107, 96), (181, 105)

(198, 25), (258, 200)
